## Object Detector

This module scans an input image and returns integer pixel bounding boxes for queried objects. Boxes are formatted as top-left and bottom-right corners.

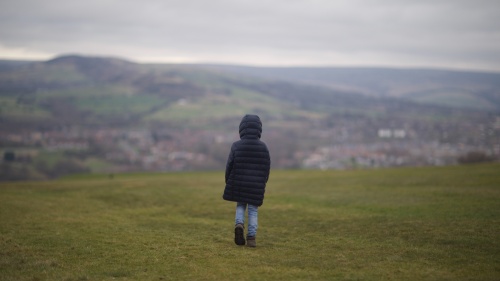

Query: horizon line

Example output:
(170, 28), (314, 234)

(1, 54), (499, 75)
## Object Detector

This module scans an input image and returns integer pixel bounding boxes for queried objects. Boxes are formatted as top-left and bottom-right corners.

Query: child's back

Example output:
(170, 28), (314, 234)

(223, 114), (271, 247)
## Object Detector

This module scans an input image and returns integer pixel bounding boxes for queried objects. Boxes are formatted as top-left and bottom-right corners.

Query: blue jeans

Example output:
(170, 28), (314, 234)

(235, 202), (258, 238)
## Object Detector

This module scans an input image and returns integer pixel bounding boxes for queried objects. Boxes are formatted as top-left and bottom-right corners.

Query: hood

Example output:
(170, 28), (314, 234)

(239, 114), (262, 139)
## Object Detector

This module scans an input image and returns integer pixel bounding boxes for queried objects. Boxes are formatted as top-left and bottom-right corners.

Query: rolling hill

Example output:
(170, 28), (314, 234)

(2, 55), (500, 127)
(206, 65), (500, 111)
(0, 55), (499, 180)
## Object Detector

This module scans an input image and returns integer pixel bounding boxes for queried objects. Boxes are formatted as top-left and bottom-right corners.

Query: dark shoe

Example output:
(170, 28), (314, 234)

(234, 224), (245, 246)
(246, 236), (256, 247)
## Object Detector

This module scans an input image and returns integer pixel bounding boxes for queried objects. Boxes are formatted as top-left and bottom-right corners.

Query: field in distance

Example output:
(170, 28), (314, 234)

(1, 164), (499, 280)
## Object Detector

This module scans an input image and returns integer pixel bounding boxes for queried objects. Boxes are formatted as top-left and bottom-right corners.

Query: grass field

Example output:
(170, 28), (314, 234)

(1, 164), (499, 280)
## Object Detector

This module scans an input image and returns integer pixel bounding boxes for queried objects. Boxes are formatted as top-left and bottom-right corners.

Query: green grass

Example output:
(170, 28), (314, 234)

(410, 89), (496, 110)
(83, 157), (116, 173)
(0, 96), (52, 120)
(76, 95), (164, 116)
(1, 164), (499, 280)
(146, 86), (324, 127)
(36, 85), (166, 117)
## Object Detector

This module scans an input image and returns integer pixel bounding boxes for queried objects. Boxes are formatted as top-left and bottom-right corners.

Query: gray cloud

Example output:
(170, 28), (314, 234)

(1, 0), (499, 71)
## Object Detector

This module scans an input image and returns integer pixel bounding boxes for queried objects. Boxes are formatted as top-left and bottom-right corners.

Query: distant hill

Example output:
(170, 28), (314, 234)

(204, 65), (500, 111)
(0, 55), (414, 127)
(0, 55), (498, 180)
(2, 54), (498, 129)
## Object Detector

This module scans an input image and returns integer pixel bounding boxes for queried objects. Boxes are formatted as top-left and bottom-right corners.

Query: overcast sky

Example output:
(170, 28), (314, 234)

(1, 0), (499, 72)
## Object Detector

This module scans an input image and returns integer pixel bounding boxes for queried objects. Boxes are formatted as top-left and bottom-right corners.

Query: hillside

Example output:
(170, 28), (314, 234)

(207, 65), (500, 111)
(0, 55), (499, 180)
(0, 55), (437, 127)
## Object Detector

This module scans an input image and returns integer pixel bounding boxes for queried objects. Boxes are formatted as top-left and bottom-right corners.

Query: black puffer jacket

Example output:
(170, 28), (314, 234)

(223, 115), (271, 206)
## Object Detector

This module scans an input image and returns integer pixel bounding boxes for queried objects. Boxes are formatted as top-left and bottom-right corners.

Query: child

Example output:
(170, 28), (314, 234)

(223, 114), (271, 247)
